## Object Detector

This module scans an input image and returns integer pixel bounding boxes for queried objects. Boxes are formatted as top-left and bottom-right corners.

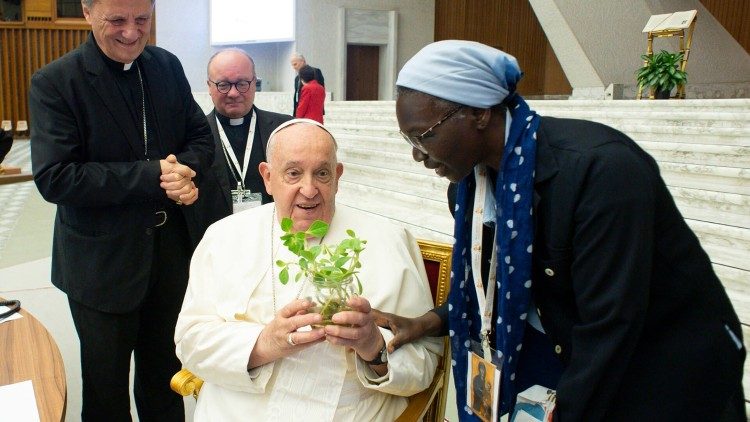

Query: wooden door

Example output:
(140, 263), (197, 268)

(346, 44), (379, 101)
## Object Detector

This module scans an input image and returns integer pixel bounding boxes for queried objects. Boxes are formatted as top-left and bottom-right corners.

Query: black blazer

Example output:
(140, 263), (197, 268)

(29, 34), (214, 313)
(293, 66), (324, 115)
(530, 117), (744, 421)
(183, 106), (291, 246)
(0, 128), (11, 163)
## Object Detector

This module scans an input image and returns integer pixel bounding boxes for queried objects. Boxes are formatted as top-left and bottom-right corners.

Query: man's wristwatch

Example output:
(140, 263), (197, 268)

(364, 344), (388, 366)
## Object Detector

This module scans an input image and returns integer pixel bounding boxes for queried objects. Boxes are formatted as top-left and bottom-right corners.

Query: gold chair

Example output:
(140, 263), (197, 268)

(171, 239), (453, 422)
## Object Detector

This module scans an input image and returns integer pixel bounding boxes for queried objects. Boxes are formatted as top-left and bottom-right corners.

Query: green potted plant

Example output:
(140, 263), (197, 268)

(636, 50), (688, 99)
(276, 218), (367, 326)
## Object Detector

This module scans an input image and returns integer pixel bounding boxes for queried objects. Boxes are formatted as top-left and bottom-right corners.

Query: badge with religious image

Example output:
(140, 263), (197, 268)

(467, 347), (502, 422)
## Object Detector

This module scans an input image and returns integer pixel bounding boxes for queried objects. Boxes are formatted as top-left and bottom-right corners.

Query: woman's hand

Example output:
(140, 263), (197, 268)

(371, 309), (443, 353)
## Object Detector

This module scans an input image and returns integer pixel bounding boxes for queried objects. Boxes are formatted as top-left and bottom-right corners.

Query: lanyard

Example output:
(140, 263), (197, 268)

(216, 110), (257, 190)
(471, 165), (498, 360)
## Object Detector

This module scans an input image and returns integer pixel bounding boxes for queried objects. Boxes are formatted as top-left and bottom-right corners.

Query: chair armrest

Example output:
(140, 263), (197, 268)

(395, 370), (445, 422)
(170, 368), (204, 399)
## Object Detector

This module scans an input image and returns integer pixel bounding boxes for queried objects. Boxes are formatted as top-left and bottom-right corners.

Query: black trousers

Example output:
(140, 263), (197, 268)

(68, 210), (190, 422)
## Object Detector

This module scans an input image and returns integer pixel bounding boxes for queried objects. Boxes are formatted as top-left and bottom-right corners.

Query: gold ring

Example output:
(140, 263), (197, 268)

(176, 200), (183, 205)
(286, 332), (296, 346)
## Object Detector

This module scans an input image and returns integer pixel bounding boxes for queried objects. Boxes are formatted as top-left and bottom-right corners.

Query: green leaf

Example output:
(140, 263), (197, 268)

(635, 50), (687, 91)
(279, 267), (289, 284)
(307, 220), (329, 238)
(281, 217), (293, 232)
(300, 250), (315, 262)
(335, 256), (351, 267)
(276, 260), (286, 267)
(346, 229), (355, 238)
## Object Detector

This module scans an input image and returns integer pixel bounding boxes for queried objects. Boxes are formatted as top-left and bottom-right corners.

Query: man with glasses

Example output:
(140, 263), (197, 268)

(185, 49), (292, 245)
(28, 0), (213, 419)
(376, 40), (745, 421)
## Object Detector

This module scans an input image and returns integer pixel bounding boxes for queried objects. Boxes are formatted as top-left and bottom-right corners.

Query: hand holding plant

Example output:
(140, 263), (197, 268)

(276, 217), (367, 325)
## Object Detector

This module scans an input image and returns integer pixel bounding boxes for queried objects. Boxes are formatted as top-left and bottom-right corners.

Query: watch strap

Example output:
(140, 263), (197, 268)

(364, 343), (388, 365)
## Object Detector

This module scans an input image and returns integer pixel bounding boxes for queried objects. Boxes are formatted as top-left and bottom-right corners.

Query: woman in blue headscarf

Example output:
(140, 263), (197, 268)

(374, 40), (745, 421)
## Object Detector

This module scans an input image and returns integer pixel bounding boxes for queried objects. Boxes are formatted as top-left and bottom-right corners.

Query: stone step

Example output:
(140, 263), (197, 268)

(671, 187), (750, 230)
(335, 133), (411, 155)
(326, 113), (398, 125)
(611, 123), (750, 139)
(658, 162), (749, 196)
(328, 109), (750, 130)
(339, 162), (450, 201)
(687, 219), (750, 272)
(336, 139), (749, 218)
(719, 264), (750, 324)
(339, 178), (748, 272)
(328, 119), (750, 144)
(328, 99), (750, 111)
(327, 123), (399, 136)
(337, 139), (749, 197)
(546, 113), (749, 130)
(337, 148), (432, 176)
(340, 154), (749, 231)
(337, 180), (454, 243)
(333, 130), (750, 169)
(527, 99), (750, 111)
(630, 131), (749, 147)
(637, 142), (750, 168)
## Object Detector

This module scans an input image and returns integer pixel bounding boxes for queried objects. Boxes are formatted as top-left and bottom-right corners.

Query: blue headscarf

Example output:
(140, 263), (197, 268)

(398, 40), (539, 419)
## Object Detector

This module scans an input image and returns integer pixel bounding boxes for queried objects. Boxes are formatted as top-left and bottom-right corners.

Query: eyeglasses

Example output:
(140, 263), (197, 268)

(208, 78), (256, 94)
(399, 106), (462, 154)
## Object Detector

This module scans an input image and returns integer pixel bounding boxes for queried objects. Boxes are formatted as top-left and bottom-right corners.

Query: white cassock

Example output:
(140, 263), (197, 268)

(175, 203), (442, 421)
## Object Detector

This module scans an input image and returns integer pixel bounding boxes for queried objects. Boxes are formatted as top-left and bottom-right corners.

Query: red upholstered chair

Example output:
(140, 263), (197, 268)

(395, 240), (452, 422)
(171, 239), (453, 422)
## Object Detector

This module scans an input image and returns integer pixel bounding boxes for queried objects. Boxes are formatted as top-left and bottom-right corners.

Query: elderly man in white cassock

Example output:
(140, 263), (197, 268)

(175, 119), (441, 421)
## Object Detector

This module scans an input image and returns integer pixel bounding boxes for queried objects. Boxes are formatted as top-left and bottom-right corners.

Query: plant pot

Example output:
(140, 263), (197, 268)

(654, 89), (671, 99)
(310, 276), (358, 326)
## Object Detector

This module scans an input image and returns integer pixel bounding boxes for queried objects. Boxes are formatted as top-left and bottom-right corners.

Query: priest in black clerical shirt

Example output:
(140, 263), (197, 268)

(28, 0), (214, 419)
(183, 48), (292, 246)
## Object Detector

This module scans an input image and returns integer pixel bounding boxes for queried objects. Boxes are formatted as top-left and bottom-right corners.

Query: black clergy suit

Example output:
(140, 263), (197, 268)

(184, 106), (291, 246)
(29, 34), (213, 420)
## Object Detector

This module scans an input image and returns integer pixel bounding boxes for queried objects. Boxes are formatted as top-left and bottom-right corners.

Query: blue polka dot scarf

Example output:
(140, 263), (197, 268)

(448, 93), (538, 419)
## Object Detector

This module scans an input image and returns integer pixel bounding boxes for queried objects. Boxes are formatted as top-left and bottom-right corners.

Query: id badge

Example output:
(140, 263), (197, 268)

(467, 340), (503, 422)
(231, 190), (262, 213)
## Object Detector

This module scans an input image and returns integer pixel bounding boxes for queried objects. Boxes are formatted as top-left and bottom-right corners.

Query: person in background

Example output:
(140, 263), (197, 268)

(291, 52), (324, 115)
(295, 65), (326, 124)
(375, 40), (745, 421)
(0, 128), (12, 166)
(28, 0), (214, 419)
(183, 49), (291, 246)
(175, 119), (441, 421)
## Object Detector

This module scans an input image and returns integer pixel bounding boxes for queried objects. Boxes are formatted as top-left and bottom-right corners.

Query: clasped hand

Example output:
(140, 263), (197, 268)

(159, 154), (198, 205)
